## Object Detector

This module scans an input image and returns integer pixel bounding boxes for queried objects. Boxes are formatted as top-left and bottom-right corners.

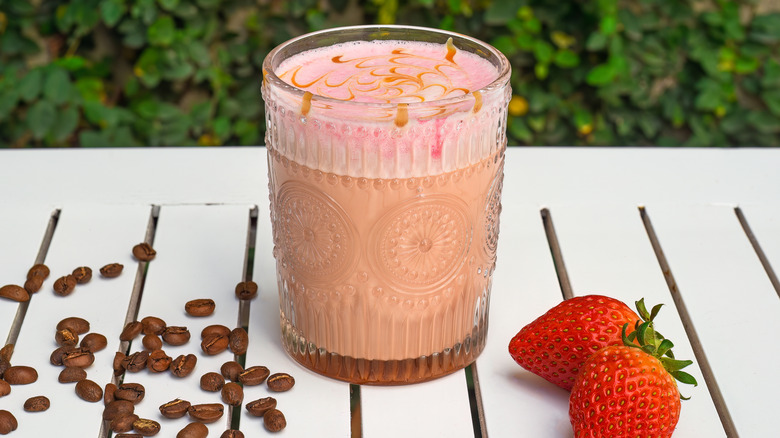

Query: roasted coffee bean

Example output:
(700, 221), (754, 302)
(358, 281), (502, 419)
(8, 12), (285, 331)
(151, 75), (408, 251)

(177, 422), (209, 438)
(27, 264), (50, 280)
(57, 317), (90, 334)
(235, 280), (258, 300)
(115, 383), (145, 404)
(0, 410), (18, 435)
(140, 316), (166, 335)
(110, 413), (139, 433)
(162, 326), (190, 346)
(264, 408), (287, 432)
(187, 403), (224, 423)
(200, 372), (225, 392)
(76, 379), (103, 402)
(4, 365), (38, 385)
(221, 361), (243, 382)
(24, 276), (43, 294)
(0, 344), (12, 362)
(115, 434), (143, 438)
(228, 327), (248, 355)
(120, 321), (144, 341)
(103, 400), (135, 421)
(23, 395), (50, 412)
(123, 351), (149, 373)
(221, 430), (245, 438)
(132, 243), (157, 262)
(62, 348), (95, 368)
(201, 324), (230, 338)
(159, 398), (191, 419)
(58, 366), (87, 383)
(221, 382), (244, 406)
(185, 298), (216, 317)
(267, 373), (295, 392)
(201, 333), (229, 355)
(0, 284), (29, 302)
(245, 397), (277, 417)
(50, 346), (76, 366)
(80, 332), (108, 352)
(100, 263), (124, 278)
(113, 351), (127, 375)
(53, 274), (77, 296)
(170, 354), (197, 378)
(0, 359), (8, 380)
(146, 349), (171, 373)
(0, 380), (10, 397)
(238, 366), (269, 386)
(142, 334), (162, 351)
(72, 266), (92, 284)
(133, 418), (161, 436)
(55, 328), (79, 347)
(105, 383), (118, 404)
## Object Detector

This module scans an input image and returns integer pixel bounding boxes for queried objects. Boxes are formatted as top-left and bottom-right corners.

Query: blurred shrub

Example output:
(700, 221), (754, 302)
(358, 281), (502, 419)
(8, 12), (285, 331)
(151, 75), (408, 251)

(0, 0), (779, 147)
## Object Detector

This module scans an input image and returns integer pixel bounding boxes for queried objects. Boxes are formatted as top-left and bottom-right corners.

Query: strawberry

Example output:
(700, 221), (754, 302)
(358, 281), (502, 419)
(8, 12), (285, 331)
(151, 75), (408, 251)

(569, 304), (697, 438)
(508, 294), (641, 390)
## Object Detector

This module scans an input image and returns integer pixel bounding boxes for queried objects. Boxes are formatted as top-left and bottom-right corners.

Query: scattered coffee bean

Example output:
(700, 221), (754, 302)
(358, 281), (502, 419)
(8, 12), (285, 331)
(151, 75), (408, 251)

(200, 372), (225, 392)
(0, 409), (18, 435)
(72, 266), (93, 284)
(140, 316), (166, 335)
(245, 397), (277, 417)
(115, 434), (144, 438)
(57, 317), (90, 334)
(4, 365), (38, 385)
(238, 366), (269, 386)
(220, 361), (243, 382)
(0, 344), (12, 362)
(221, 430), (245, 438)
(0, 380), (10, 397)
(185, 298), (216, 317)
(23, 395), (50, 412)
(162, 326), (190, 346)
(24, 276), (43, 294)
(221, 382), (244, 406)
(50, 346), (76, 366)
(159, 398), (191, 419)
(264, 408), (287, 432)
(177, 422), (208, 438)
(110, 413), (140, 433)
(228, 327), (248, 355)
(115, 382), (145, 404)
(53, 274), (77, 296)
(170, 354), (197, 378)
(133, 418), (161, 436)
(76, 379), (103, 402)
(201, 332), (229, 355)
(100, 263), (124, 278)
(105, 383), (118, 404)
(132, 243), (157, 262)
(80, 332), (108, 352)
(120, 321), (144, 341)
(0, 359), (8, 380)
(201, 324), (230, 338)
(123, 351), (149, 373)
(103, 400), (135, 421)
(187, 403), (224, 423)
(113, 351), (127, 376)
(0, 284), (29, 302)
(62, 348), (95, 368)
(58, 366), (87, 383)
(55, 328), (79, 347)
(142, 335), (162, 351)
(235, 280), (258, 300)
(27, 264), (50, 280)
(146, 349), (172, 373)
(267, 373), (295, 392)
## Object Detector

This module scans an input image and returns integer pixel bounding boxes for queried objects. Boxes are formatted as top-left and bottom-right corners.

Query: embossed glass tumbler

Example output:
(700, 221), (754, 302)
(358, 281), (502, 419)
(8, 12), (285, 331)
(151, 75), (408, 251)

(262, 25), (511, 384)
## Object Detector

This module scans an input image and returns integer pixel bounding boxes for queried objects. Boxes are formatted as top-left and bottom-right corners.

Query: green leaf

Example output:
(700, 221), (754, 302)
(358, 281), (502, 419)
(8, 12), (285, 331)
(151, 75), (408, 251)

(101, 0), (126, 27)
(158, 0), (180, 11)
(26, 100), (57, 139)
(762, 59), (780, 88)
(51, 105), (79, 142)
(54, 56), (88, 71)
(748, 13), (780, 44)
(586, 63), (617, 86)
(490, 36), (517, 57)
(534, 63), (549, 80)
(533, 40), (554, 64)
(18, 69), (44, 102)
(76, 77), (104, 102)
(763, 89), (780, 117)
(43, 67), (74, 105)
(79, 130), (109, 147)
(747, 111), (780, 134)
(214, 116), (230, 141)
(553, 50), (580, 68)
(148, 15), (175, 46)
(484, 0), (523, 25)
(734, 57), (759, 75)
(600, 15), (618, 36)
(586, 32), (608, 51)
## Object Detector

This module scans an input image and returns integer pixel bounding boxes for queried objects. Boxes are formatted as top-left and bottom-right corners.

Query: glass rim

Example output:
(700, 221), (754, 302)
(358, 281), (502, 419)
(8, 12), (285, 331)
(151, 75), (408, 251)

(262, 24), (511, 110)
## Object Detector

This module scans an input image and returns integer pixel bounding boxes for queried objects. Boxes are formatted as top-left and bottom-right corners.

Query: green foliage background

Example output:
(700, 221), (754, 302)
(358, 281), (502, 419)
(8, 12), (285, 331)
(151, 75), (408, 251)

(1, 0), (779, 147)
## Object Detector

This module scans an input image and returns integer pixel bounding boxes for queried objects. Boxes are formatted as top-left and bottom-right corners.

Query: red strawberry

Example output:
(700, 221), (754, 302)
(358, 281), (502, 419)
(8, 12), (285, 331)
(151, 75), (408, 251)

(508, 295), (640, 390)
(569, 309), (697, 438)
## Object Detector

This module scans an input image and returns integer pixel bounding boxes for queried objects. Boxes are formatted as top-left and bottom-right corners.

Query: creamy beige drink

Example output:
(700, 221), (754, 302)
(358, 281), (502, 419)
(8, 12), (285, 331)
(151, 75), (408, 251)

(262, 26), (510, 384)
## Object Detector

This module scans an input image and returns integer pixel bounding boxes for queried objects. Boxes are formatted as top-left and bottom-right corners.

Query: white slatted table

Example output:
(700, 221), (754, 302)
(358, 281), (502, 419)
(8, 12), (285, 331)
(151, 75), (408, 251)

(1, 147), (778, 438)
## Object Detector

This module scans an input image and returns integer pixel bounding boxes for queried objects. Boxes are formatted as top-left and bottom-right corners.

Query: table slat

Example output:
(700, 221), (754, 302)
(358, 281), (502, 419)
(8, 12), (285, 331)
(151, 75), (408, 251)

(737, 204), (780, 295)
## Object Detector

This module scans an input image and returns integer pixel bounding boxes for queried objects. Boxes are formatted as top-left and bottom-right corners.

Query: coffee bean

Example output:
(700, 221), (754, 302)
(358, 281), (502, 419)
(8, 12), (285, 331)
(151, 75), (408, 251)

(141, 334), (162, 351)
(23, 395), (50, 412)
(170, 354), (197, 378)
(162, 326), (190, 346)
(140, 316), (166, 336)
(50, 346), (76, 366)
(62, 348), (95, 368)
(264, 408), (287, 432)
(221, 430), (245, 438)
(238, 365), (269, 386)
(76, 379), (103, 402)
(0, 410), (18, 435)
(159, 398), (191, 419)
(100, 263), (124, 278)
(185, 298), (216, 317)
(4, 365), (38, 385)
(27, 264), (50, 280)
(113, 351), (127, 376)
(120, 321), (144, 341)
(103, 400), (135, 421)
(201, 324), (230, 338)
(57, 317), (90, 334)
(132, 243), (157, 262)
(115, 382), (145, 404)
(55, 327), (79, 347)
(0, 380), (10, 397)
(133, 418), (161, 436)
(0, 284), (29, 302)
(245, 396), (277, 417)
(0, 344), (12, 362)
(220, 361), (244, 382)
(235, 280), (258, 300)
(24, 276), (43, 294)
(146, 349), (172, 373)
(0, 359), (8, 380)
(267, 373), (295, 392)
(110, 413), (139, 433)
(177, 422), (208, 438)
(80, 332), (108, 352)
(228, 327), (248, 355)
(221, 382), (244, 406)
(72, 266), (92, 284)
(105, 383), (118, 404)
(58, 366), (87, 383)
(187, 403), (224, 423)
(53, 274), (77, 296)
(115, 434), (143, 438)
(123, 351), (149, 373)
(200, 372), (225, 392)
(201, 333), (229, 355)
